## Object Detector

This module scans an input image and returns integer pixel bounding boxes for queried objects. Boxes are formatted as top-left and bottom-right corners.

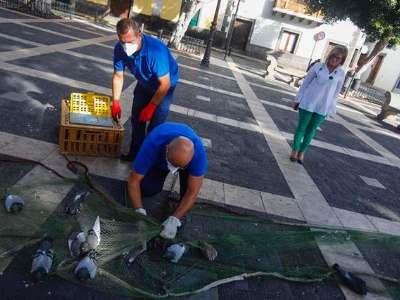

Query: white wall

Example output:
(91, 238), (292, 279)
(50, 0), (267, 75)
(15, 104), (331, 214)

(236, 0), (265, 18)
(246, 0), (364, 65)
(362, 47), (400, 91)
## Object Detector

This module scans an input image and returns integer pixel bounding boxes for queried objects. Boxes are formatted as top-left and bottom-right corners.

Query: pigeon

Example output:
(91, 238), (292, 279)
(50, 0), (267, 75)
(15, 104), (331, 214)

(68, 231), (88, 258)
(198, 241), (218, 261)
(122, 244), (146, 263)
(332, 263), (368, 295)
(81, 216), (101, 253)
(75, 251), (98, 281)
(4, 194), (25, 213)
(31, 237), (54, 280)
(65, 189), (92, 215)
(165, 243), (188, 263)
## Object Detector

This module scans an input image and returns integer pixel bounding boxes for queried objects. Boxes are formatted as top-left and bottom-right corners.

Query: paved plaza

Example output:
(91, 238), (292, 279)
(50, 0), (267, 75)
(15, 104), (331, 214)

(1, 6), (400, 299)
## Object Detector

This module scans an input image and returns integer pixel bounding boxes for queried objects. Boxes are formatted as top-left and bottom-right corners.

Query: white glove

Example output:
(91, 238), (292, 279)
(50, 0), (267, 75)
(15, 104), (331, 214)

(135, 208), (147, 216)
(160, 216), (181, 239)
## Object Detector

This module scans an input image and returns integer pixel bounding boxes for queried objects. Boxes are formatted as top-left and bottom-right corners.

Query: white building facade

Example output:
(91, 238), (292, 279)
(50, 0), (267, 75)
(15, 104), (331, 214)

(228, 0), (365, 72)
(359, 43), (400, 92)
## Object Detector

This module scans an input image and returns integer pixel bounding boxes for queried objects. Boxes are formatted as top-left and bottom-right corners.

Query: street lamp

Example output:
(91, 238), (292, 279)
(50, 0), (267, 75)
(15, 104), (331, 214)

(224, 0), (241, 59)
(201, 0), (222, 67)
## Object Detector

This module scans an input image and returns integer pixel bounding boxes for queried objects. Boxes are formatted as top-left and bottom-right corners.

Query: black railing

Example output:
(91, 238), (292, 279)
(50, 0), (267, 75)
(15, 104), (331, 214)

(347, 82), (386, 105)
(0, 0), (74, 19)
(157, 30), (204, 55)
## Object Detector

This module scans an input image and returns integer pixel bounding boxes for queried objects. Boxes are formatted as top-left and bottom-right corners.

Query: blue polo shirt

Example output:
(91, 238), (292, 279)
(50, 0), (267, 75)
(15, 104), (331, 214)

(113, 34), (179, 93)
(133, 122), (207, 177)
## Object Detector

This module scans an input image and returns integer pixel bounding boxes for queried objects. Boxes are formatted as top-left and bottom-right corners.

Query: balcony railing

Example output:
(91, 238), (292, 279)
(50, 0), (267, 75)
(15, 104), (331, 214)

(273, 0), (324, 20)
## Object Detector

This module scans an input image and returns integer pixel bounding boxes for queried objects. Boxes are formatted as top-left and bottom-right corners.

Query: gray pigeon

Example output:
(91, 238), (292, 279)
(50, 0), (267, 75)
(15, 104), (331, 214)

(198, 241), (218, 261)
(5, 194), (25, 213)
(75, 251), (98, 280)
(81, 216), (100, 254)
(165, 243), (188, 263)
(65, 189), (92, 215)
(31, 237), (54, 280)
(68, 231), (88, 258)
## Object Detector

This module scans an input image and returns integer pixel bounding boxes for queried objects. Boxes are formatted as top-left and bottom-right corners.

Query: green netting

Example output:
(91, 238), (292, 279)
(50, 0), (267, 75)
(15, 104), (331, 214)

(1, 156), (400, 298)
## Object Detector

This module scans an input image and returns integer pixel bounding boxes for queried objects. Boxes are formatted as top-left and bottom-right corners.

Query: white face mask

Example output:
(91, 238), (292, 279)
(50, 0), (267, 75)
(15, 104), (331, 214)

(167, 161), (180, 174)
(122, 42), (138, 56)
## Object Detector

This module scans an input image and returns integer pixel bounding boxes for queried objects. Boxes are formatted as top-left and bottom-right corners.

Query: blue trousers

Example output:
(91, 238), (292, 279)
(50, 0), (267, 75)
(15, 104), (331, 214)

(129, 83), (176, 156)
(140, 167), (189, 200)
(293, 108), (326, 153)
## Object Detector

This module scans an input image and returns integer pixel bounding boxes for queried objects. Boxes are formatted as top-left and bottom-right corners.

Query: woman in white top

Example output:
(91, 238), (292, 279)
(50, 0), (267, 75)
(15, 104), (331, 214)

(291, 45), (348, 164)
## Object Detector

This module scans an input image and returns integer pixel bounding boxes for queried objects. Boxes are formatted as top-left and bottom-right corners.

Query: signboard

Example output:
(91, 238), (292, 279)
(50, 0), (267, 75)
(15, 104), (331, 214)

(316, 31), (325, 41)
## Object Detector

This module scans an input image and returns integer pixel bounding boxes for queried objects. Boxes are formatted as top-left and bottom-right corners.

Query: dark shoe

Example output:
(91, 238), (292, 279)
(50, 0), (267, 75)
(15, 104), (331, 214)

(290, 151), (298, 162)
(297, 152), (305, 164)
(119, 152), (136, 161)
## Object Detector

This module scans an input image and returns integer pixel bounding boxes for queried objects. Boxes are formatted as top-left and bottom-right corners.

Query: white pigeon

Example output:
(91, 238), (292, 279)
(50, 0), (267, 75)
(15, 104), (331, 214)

(75, 251), (98, 280)
(81, 216), (101, 254)
(31, 237), (54, 280)
(68, 231), (88, 258)
(5, 194), (25, 213)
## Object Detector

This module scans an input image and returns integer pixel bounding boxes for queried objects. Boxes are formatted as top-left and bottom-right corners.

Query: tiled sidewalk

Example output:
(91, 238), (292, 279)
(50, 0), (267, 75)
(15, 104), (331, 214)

(1, 6), (400, 299)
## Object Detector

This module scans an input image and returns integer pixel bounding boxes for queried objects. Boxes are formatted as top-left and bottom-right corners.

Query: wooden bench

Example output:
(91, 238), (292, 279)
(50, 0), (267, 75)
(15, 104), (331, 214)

(377, 91), (400, 128)
(262, 55), (306, 87)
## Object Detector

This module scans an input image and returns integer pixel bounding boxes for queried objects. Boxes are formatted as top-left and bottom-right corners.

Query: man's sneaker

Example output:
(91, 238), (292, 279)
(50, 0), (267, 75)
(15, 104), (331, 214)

(119, 152), (136, 161)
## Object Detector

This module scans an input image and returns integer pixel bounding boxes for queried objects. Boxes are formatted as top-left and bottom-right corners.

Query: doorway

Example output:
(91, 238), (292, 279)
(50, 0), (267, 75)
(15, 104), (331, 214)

(110, 0), (132, 18)
(367, 55), (384, 84)
(230, 18), (252, 51)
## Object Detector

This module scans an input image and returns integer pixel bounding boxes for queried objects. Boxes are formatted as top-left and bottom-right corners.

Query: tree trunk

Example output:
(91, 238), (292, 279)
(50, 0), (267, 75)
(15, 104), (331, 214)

(168, 0), (211, 49)
(355, 36), (389, 78)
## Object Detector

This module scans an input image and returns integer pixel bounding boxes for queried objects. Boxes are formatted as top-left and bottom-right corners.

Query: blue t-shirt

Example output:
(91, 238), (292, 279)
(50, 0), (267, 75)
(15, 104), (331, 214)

(133, 122), (207, 177)
(113, 34), (179, 93)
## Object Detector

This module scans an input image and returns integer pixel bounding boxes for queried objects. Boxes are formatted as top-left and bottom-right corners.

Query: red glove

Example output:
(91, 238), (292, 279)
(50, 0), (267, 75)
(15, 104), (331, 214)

(139, 102), (157, 122)
(112, 99), (121, 121)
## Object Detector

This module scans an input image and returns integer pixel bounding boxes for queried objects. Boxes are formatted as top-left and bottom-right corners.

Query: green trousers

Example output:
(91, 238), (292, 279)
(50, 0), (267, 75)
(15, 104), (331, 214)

(293, 108), (326, 153)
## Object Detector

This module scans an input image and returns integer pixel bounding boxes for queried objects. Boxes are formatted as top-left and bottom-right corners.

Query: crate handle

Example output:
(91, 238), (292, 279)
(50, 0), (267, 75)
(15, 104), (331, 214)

(85, 131), (102, 135)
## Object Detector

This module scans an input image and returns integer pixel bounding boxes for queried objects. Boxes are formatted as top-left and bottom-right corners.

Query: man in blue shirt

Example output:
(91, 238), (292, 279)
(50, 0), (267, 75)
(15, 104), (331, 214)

(112, 18), (179, 161)
(127, 122), (208, 240)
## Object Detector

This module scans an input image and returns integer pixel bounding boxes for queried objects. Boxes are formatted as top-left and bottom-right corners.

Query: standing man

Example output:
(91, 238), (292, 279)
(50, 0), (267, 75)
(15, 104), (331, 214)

(112, 18), (179, 161)
(128, 122), (207, 239)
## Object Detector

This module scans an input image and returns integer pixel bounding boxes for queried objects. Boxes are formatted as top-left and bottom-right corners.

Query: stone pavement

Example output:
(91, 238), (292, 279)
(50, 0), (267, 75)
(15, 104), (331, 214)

(0, 6), (400, 299)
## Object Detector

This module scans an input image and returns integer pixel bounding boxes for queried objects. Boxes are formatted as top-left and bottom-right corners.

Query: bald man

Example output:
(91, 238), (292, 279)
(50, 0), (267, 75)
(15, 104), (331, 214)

(127, 122), (208, 239)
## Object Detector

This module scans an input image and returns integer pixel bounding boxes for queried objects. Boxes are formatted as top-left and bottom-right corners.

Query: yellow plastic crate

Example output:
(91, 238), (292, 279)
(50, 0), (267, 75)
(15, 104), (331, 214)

(70, 92), (111, 117)
(59, 100), (124, 157)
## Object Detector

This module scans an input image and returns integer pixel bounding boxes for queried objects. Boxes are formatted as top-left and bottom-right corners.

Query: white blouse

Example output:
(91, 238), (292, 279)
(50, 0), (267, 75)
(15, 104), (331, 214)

(295, 62), (346, 116)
